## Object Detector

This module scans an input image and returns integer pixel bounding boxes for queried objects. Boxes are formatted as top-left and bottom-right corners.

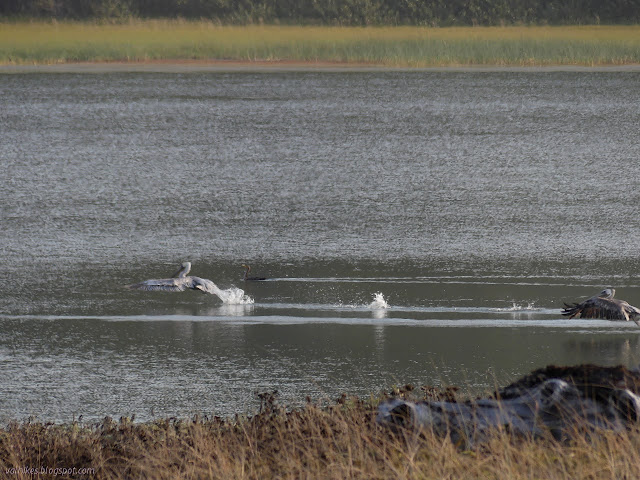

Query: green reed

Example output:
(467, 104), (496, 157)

(1, 22), (640, 66)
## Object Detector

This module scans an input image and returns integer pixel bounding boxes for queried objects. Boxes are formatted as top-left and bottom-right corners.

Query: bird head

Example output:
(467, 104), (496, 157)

(598, 288), (615, 299)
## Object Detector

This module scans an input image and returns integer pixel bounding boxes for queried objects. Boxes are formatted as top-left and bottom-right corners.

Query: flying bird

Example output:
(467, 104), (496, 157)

(127, 262), (216, 294)
(242, 264), (266, 281)
(562, 288), (640, 327)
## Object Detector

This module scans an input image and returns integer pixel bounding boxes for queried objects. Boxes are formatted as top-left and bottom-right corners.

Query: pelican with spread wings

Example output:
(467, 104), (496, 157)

(127, 262), (216, 294)
(562, 288), (640, 327)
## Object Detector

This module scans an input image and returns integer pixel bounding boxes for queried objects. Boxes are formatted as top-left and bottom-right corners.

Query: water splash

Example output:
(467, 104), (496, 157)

(369, 292), (389, 309)
(211, 285), (254, 305)
(496, 302), (537, 312)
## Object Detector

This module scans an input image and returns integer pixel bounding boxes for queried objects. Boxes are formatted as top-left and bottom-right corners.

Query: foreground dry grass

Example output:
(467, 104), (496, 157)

(2, 21), (640, 66)
(1, 394), (640, 479)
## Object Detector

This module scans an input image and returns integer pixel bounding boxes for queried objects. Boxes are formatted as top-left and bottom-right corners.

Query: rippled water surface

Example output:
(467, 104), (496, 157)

(2, 71), (640, 422)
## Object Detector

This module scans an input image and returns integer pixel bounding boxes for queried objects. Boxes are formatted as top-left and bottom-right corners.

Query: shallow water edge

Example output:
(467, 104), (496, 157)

(3, 62), (640, 74)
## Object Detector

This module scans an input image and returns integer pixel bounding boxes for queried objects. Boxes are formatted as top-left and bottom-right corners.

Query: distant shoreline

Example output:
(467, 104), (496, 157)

(3, 60), (640, 74)
(3, 23), (640, 69)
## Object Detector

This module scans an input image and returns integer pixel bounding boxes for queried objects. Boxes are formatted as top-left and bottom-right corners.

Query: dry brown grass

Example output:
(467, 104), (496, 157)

(1, 392), (640, 480)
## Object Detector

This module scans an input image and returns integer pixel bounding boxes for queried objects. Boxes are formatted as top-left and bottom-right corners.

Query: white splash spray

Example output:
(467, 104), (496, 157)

(496, 302), (537, 312)
(369, 292), (389, 309)
(211, 285), (254, 305)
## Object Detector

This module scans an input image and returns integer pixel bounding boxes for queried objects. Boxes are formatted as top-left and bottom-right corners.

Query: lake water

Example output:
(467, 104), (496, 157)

(2, 70), (640, 423)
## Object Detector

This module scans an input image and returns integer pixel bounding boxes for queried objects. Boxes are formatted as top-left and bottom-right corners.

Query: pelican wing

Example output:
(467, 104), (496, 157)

(562, 297), (629, 321)
(622, 303), (640, 327)
(127, 277), (191, 292)
(190, 277), (217, 294)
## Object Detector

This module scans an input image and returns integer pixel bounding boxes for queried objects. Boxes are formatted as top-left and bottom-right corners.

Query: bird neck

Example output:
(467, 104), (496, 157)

(173, 263), (191, 278)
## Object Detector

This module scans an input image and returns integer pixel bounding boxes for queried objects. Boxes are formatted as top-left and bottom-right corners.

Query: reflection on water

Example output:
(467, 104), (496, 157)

(1, 71), (640, 422)
(371, 309), (389, 320)
(215, 304), (256, 317)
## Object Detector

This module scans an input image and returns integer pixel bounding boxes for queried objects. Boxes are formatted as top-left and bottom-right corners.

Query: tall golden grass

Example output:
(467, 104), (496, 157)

(1, 21), (640, 66)
(1, 395), (640, 479)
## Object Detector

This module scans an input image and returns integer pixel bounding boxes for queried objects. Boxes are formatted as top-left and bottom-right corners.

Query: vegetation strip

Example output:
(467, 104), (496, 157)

(2, 22), (640, 66)
(2, 396), (640, 479)
(4, 0), (640, 26)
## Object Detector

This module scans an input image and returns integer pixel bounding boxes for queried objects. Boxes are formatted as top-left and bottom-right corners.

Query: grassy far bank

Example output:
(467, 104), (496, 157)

(1, 21), (640, 67)
(2, 396), (640, 479)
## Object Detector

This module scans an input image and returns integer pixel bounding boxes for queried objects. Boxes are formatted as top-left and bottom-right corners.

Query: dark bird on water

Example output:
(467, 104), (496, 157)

(127, 262), (217, 294)
(562, 288), (640, 328)
(242, 264), (266, 281)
